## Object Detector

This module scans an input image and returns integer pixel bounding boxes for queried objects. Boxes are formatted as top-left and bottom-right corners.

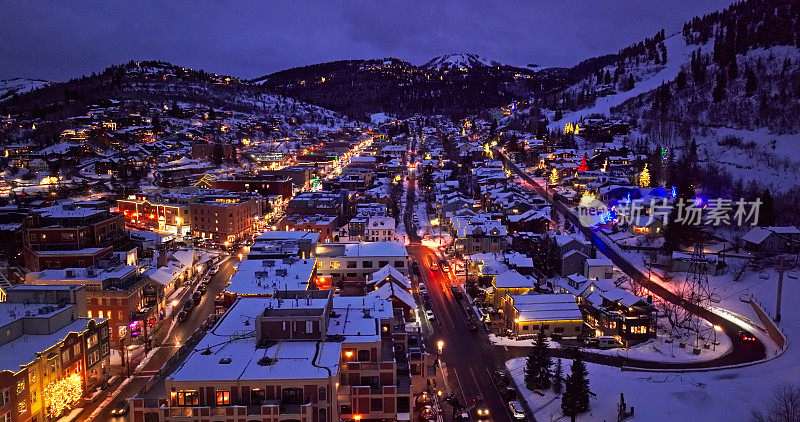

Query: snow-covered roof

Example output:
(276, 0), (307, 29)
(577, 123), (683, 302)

(367, 265), (410, 289)
(510, 293), (583, 322)
(226, 259), (315, 296)
(742, 226), (800, 245)
(493, 269), (535, 289)
(170, 298), (340, 383)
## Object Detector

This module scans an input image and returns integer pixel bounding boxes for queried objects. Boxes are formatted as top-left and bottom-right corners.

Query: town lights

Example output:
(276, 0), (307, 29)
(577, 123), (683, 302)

(344, 350), (354, 358)
(437, 340), (444, 354)
(43, 373), (83, 418)
(171, 300), (179, 306)
(353, 415), (362, 421)
(714, 325), (723, 331)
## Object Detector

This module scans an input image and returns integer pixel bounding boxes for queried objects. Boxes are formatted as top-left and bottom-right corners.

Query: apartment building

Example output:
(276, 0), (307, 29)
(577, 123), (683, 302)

(190, 193), (262, 244)
(22, 204), (128, 271)
(314, 242), (408, 289)
(132, 289), (432, 422)
(0, 285), (111, 422)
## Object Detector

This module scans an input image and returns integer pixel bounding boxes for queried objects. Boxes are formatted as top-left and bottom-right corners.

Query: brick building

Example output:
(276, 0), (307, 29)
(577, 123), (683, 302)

(0, 285), (111, 422)
(22, 204), (128, 272)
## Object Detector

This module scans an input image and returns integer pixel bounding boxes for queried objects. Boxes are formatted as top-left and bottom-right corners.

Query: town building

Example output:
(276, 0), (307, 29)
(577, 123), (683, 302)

(22, 204), (128, 272)
(0, 285), (111, 422)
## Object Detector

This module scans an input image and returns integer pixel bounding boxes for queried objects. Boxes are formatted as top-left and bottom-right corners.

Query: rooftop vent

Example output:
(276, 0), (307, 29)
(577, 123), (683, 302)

(219, 357), (232, 364)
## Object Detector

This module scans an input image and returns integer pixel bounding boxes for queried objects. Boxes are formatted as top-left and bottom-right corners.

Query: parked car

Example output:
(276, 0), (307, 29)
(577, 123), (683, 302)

(598, 336), (621, 349)
(183, 301), (194, 312)
(111, 399), (130, 416)
(501, 386), (517, 401)
(209, 265), (220, 275)
(425, 309), (435, 321)
(418, 282), (427, 293)
(450, 285), (463, 299)
(197, 285), (206, 295)
(508, 400), (526, 420)
(467, 321), (479, 332)
(192, 292), (202, 305)
(493, 370), (510, 386)
(440, 260), (450, 273)
(177, 310), (188, 322)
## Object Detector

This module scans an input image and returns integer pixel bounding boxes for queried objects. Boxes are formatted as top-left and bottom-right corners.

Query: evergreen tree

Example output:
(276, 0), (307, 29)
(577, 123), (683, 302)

(525, 328), (552, 389)
(713, 70), (727, 102)
(561, 354), (591, 418)
(745, 67), (757, 96)
(553, 359), (563, 394)
(676, 70), (687, 91)
(759, 189), (776, 226)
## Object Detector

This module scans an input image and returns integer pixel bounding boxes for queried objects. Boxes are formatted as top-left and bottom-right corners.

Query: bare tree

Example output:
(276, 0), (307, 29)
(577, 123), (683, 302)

(657, 282), (693, 336)
(750, 382), (800, 422)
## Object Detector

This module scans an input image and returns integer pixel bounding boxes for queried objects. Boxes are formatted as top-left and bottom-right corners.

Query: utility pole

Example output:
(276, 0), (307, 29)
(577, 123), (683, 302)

(775, 257), (784, 323)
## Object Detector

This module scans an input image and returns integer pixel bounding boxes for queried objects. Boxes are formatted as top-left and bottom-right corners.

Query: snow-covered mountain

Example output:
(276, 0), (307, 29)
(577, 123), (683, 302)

(0, 78), (50, 101)
(422, 53), (501, 71)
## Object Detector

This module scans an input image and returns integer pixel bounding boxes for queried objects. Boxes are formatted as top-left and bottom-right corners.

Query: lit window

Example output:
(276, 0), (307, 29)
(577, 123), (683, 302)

(216, 390), (230, 406)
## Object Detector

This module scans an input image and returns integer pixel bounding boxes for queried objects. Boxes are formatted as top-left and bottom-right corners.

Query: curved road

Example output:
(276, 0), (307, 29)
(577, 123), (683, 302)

(494, 148), (767, 369)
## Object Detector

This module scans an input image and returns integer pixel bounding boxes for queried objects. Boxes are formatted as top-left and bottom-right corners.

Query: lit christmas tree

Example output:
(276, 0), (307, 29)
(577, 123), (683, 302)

(550, 168), (559, 185)
(577, 154), (588, 172)
(639, 164), (650, 187)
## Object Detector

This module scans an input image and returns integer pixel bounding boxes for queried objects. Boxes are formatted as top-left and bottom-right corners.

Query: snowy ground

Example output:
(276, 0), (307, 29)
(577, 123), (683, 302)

(506, 253), (799, 421)
(548, 32), (705, 130)
(593, 330), (732, 364)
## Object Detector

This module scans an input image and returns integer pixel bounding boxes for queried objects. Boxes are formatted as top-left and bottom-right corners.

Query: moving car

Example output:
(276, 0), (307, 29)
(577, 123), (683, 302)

(738, 330), (757, 342)
(508, 400), (526, 420)
(473, 396), (490, 420)
(111, 399), (130, 416)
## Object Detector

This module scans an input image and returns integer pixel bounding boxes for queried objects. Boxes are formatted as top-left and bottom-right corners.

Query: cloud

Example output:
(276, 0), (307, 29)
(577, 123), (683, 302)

(0, 0), (735, 81)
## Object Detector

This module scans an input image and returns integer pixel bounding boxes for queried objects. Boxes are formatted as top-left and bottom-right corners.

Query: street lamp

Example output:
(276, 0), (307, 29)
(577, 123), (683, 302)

(713, 325), (722, 351)
(436, 340), (444, 355)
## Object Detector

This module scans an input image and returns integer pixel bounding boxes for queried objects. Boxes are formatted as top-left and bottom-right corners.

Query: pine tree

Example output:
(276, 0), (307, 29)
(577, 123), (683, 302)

(525, 327), (552, 389)
(745, 67), (757, 96)
(561, 354), (591, 418)
(553, 359), (563, 394)
(676, 70), (687, 91)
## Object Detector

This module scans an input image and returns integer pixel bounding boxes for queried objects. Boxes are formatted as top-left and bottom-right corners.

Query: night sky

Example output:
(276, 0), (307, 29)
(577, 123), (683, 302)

(0, 0), (735, 81)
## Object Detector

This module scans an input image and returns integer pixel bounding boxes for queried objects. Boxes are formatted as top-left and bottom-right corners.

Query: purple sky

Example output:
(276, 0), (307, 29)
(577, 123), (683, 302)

(0, 0), (735, 81)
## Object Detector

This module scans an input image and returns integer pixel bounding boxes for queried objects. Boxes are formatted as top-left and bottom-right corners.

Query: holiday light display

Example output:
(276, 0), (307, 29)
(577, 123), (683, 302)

(43, 373), (83, 418)
(549, 168), (559, 185)
(639, 164), (650, 187)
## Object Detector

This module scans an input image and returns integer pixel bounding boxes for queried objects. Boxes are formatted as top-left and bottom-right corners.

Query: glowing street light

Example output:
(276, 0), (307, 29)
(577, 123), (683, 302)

(436, 340), (444, 354)
(170, 300), (179, 307)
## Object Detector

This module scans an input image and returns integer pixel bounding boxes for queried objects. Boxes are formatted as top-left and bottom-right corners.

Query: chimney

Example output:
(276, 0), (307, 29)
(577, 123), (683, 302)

(157, 247), (168, 268)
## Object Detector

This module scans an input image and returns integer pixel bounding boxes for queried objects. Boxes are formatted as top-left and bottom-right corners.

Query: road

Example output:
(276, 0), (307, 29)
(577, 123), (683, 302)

(81, 251), (240, 421)
(410, 245), (515, 422)
(494, 148), (767, 369)
(405, 136), (516, 421)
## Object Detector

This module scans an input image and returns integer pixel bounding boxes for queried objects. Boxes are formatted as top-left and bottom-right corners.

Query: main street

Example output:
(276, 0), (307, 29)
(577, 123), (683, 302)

(79, 251), (240, 421)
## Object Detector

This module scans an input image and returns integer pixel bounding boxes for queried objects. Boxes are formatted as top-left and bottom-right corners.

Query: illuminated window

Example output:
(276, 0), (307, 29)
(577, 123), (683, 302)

(329, 261), (340, 269)
(16, 380), (24, 394)
(17, 402), (26, 414)
(176, 390), (198, 406)
(216, 390), (230, 406)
